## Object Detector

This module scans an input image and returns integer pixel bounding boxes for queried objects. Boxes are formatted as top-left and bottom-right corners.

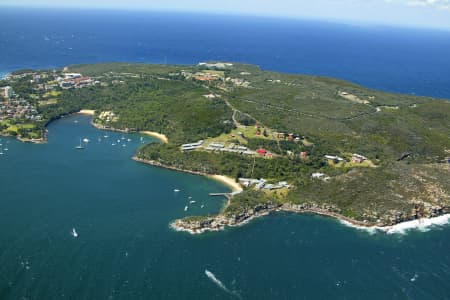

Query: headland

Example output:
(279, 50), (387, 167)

(1, 62), (449, 234)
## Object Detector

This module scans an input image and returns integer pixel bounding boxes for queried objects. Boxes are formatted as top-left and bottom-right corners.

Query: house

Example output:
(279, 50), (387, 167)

(311, 173), (330, 181)
(209, 142), (225, 149)
(262, 181), (292, 190)
(352, 154), (367, 164)
(194, 75), (216, 82)
(256, 149), (267, 157)
(325, 155), (344, 162)
(288, 133), (295, 141)
(60, 80), (74, 89)
(63, 73), (82, 79)
(312, 173), (325, 179)
(300, 151), (308, 159)
(181, 140), (204, 151)
(239, 178), (262, 187)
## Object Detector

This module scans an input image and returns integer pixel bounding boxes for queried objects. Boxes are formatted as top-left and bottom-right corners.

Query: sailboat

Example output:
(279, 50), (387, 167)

(71, 228), (78, 238)
(75, 139), (85, 150)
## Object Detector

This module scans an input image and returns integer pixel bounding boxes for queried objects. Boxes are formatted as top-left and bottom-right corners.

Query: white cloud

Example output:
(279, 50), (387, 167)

(402, 0), (450, 9)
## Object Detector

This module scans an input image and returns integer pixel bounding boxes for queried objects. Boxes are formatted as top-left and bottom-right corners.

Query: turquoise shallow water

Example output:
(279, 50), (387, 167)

(0, 116), (449, 299)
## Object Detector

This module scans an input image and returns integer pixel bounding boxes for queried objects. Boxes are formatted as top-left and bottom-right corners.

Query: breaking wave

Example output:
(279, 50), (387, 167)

(340, 214), (450, 235)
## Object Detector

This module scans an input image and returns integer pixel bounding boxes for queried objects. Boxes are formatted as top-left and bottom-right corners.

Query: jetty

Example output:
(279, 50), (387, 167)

(209, 192), (233, 199)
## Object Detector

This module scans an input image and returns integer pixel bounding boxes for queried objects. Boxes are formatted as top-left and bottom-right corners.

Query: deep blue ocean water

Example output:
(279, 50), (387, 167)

(1, 8), (450, 99)
(0, 8), (450, 300)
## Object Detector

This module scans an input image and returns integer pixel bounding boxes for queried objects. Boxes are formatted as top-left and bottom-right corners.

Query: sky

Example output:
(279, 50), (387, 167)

(1, 0), (450, 30)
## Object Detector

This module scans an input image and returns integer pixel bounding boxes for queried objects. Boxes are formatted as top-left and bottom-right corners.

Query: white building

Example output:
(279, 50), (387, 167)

(3, 86), (13, 98)
(324, 155), (344, 162)
(181, 140), (204, 151)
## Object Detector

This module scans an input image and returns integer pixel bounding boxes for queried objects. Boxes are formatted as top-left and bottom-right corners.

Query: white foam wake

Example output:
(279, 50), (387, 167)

(205, 269), (242, 299)
(340, 214), (450, 235)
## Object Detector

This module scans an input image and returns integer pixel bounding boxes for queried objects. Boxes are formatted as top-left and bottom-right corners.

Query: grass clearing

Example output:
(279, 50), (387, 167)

(44, 91), (61, 98)
(39, 99), (58, 106)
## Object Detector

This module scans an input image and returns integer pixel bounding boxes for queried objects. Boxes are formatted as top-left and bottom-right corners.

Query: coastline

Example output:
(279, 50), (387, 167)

(171, 202), (450, 235)
(132, 157), (242, 193)
(1, 131), (46, 144)
(78, 109), (96, 116)
(140, 131), (168, 144)
(340, 213), (450, 234)
(85, 113), (169, 144)
(131, 156), (450, 236)
(209, 175), (243, 193)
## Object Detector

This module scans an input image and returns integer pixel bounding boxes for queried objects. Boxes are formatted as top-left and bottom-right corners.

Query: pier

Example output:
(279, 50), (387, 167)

(209, 192), (232, 199)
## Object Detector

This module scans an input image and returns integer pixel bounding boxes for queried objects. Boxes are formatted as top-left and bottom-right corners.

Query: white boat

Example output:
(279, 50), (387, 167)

(189, 200), (196, 204)
(112, 143), (116, 146)
(117, 139), (121, 143)
(75, 139), (85, 150)
(121, 135), (126, 140)
(122, 144), (126, 147)
(71, 228), (78, 238)
(104, 135), (109, 138)
(82, 138), (90, 143)
(127, 138), (132, 142)
(184, 206), (188, 211)
(174, 189), (180, 192)
(201, 205), (205, 208)
(0, 145), (3, 155)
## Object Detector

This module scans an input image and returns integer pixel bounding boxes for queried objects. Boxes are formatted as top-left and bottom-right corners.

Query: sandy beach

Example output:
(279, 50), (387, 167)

(140, 131), (169, 144)
(209, 175), (243, 193)
(78, 109), (96, 115)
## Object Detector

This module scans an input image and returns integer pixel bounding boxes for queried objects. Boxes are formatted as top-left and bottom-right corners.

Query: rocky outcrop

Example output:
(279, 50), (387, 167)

(171, 201), (449, 234)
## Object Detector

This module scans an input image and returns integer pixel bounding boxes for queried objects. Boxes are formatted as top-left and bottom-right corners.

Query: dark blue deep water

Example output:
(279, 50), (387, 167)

(0, 8), (450, 300)
(1, 8), (450, 98)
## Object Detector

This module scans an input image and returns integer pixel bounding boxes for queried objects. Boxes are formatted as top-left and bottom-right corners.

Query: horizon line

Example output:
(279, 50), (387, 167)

(1, 4), (450, 33)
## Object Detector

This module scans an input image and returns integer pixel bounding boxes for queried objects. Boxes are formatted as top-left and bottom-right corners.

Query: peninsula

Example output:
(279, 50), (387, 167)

(1, 62), (449, 233)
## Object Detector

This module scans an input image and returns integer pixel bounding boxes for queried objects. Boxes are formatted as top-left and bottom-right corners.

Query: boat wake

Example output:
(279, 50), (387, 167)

(205, 269), (242, 299)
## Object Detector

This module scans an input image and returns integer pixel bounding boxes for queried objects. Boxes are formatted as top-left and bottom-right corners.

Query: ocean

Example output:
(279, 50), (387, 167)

(0, 8), (450, 300)
(1, 8), (450, 99)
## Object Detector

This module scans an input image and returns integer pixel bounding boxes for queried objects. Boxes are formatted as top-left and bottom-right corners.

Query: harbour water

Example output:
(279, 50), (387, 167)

(1, 9), (450, 300)
(0, 116), (449, 300)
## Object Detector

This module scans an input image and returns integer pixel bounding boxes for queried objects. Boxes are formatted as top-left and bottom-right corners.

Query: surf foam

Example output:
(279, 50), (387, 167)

(340, 214), (450, 235)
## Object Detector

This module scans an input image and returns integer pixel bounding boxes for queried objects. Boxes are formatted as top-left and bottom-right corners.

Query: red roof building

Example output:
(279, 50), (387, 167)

(256, 149), (267, 156)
